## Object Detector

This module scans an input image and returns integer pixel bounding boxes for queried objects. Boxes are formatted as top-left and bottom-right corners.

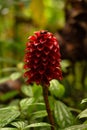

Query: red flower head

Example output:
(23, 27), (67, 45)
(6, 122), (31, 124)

(24, 30), (62, 86)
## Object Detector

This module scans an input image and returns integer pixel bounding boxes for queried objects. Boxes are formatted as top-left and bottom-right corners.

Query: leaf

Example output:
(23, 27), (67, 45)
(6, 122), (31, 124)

(54, 101), (74, 128)
(25, 122), (51, 129)
(64, 124), (87, 130)
(11, 121), (28, 129)
(31, 110), (47, 120)
(81, 98), (87, 104)
(0, 106), (20, 127)
(61, 60), (71, 73)
(21, 85), (33, 97)
(20, 98), (35, 110)
(32, 83), (42, 100)
(0, 128), (17, 130)
(49, 79), (65, 98)
(20, 97), (45, 115)
(10, 72), (22, 80)
(78, 109), (87, 119)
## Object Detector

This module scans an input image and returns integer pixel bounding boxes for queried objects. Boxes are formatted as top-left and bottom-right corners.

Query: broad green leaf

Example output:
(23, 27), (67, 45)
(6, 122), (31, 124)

(21, 85), (33, 97)
(54, 101), (74, 128)
(32, 83), (43, 102)
(0, 106), (20, 127)
(11, 121), (28, 129)
(10, 72), (22, 80)
(20, 97), (45, 115)
(61, 60), (71, 73)
(31, 110), (47, 120)
(25, 122), (51, 129)
(20, 98), (35, 110)
(64, 124), (87, 130)
(49, 79), (65, 98)
(81, 98), (87, 104)
(78, 109), (87, 119)
(0, 128), (17, 130)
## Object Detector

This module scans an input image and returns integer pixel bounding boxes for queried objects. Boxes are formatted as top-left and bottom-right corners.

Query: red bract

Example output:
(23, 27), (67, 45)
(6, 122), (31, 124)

(24, 30), (62, 86)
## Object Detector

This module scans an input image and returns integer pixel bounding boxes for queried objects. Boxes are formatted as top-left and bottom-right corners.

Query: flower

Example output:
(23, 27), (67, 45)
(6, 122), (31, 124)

(24, 30), (62, 86)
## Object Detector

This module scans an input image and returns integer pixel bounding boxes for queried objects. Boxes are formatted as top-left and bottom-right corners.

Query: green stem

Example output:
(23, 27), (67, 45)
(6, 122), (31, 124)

(42, 85), (55, 130)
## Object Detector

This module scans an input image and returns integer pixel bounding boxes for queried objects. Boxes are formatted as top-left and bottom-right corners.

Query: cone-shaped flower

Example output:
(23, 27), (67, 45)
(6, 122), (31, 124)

(24, 30), (62, 86)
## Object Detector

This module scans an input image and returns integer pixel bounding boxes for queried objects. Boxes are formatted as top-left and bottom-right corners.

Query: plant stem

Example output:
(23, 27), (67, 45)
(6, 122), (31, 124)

(42, 85), (55, 130)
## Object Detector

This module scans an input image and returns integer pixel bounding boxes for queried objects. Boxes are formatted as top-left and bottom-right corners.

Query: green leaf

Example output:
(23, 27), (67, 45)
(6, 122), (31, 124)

(64, 124), (87, 130)
(54, 101), (74, 128)
(11, 121), (28, 129)
(0, 128), (17, 130)
(21, 85), (33, 97)
(20, 97), (45, 115)
(10, 72), (22, 80)
(81, 98), (87, 104)
(20, 98), (35, 110)
(31, 110), (47, 120)
(25, 122), (51, 129)
(0, 106), (20, 127)
(78, 109), (87, 119)
(32, 83), (42, 100)
(61, 60), (71, 73)
(49, 79), (65, 98)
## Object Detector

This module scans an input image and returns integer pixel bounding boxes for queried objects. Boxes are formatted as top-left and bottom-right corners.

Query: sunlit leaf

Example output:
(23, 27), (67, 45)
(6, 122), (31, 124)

(20, 98), (35, 110)
(64, 124), (87, 130)
(31, 110), (47, 120)
(78, 109), (87, 119)
(0, 106), (20, 127)
(25, 122), (51, 129)
(10, 72), (22, 80)
(61, 60), (71, 73)
(81, 98), (87, 104)
(0, 128), (17, 130)
(54, 101), (74, 128)
(11, 121), (28, 129)
(21, 85), (33, 97)
(49, 79), (65, 98)
(20, 97), (45, 114)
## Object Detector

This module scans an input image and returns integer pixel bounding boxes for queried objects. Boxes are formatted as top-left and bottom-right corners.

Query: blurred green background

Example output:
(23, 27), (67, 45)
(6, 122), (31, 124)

(0, 0), (65, 76)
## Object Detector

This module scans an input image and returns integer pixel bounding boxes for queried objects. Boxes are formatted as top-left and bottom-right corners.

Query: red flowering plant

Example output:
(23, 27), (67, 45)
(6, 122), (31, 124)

(24, 30), (62, 130)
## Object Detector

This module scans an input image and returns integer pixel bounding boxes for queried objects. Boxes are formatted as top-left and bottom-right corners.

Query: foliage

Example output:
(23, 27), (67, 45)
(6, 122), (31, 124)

(0, 82), (87, 130)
